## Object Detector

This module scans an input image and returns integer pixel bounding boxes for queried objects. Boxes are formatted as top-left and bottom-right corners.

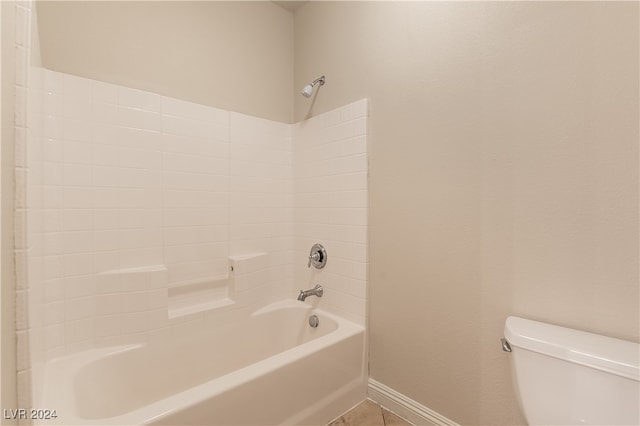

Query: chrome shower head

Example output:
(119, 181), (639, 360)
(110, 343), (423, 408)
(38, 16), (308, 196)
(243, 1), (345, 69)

(301, 84), (314, 98)
(301, 75), (325, 98)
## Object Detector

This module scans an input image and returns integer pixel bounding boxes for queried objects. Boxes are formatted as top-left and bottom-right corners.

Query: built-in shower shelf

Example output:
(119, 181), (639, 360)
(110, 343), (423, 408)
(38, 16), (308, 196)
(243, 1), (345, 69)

(168, 276), (234, 318)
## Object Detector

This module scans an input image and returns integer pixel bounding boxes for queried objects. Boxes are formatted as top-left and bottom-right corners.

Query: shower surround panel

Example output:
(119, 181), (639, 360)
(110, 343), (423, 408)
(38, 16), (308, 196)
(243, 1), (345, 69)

(293, 102), (369, 325)
(23, 66), (367, 365)
(27, 68), (296, 360)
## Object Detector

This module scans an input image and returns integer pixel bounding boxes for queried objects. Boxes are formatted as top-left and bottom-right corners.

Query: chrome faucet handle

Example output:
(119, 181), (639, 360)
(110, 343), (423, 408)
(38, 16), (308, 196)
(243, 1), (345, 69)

(308, 252), (320, 268)
(307, 244), (327, 269)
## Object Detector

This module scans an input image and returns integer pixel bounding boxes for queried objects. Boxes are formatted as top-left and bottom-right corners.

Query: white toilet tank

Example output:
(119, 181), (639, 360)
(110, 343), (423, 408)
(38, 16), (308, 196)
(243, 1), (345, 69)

(504, 316), (639, 425)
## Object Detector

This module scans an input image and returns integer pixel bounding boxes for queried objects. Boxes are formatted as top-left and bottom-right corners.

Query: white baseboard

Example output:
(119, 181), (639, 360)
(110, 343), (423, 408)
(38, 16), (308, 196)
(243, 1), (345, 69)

(367, 379), (459, 426)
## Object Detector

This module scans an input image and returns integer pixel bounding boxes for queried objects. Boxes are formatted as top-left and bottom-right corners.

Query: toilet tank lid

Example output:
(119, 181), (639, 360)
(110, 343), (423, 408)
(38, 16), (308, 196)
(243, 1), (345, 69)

(505, 316), (639, 381)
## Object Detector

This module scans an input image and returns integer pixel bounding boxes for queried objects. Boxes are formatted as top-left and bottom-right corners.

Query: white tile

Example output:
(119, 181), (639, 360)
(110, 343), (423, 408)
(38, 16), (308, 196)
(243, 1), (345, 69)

(148, 289), (168, 310)
(62, 253), (93, 277)
(43, 162), (63, 185)
(161, 133), (212, 156)
(14, 210), (27, 250)
(93, 251), (120, 273)
(163, 208), (228, 227)
(120, 311), (150, 334)
(29, 67), (45, 91)
(120, 291), (149, 313)
(119, 168), (161, 189)
(14, 170), (26, 212)
(162, 115), (219, 140)
(62, 118), (92, 143)
(64, 318), (93, 344)
(164, 243), (227, 264)
(63, 96), (92, 120)
(42, 210), (62, 233)
(119, 270), (152, 292)
(54, 214), (90, 236)
(43, 115), (64, 140)
(146, 326), (171, 343)
(93, 209), (119, 230)
(119, 188), (162, 209)
(92, 144), (119, 166)
(94, 315), (121, 338)
(63, 187), (93, 209)
(119, 148), (161, 170)
(15, 291), (28, 330)
(119, 247), (162, 268)
(92, 188), (119, 209)
(352, 99), (369, 118)
(95, 293), (122, 315)
(44, 279), (66, 303)
(64, 274), (96, 298)
(118, 87), (161, 113)
(92, 124), (119, 146)
(163, 190), (227, 209)
(92, 80), (118, 104)
(44, 324), (65, 350)
(42, 138), (64, 164)
(64, 139), (93, 163)
(118, 127), (161, 150)
(44, 301), (65, 325)
(14, 86), (28, 127)
(162, 152), (228, 174)
(17, 370), (32, 407)
(63, 164), (92, 187)
(43, 70), (64, 95)
(230, 273), (249, 292)
(43, 232), (61, 256)
(15, 5), (29, 47)
(61, 230), (93, 255)
(65, 339), (95, 354)
(92, 102), (119, 126)
(15, 251), (28, 290)
(162, 170), (227, 192)
(118, 229), (147, 250)
(42, 91), (63, 117)
(45, 347), (65, 361)
(118, 209), (161, 229)
(324, 273), (367, 298)
(15, 46), (27, 87)
(118, 106), (161, 131)
(16, 331), (30, 371)
(43, 255), (63, 280)
(92, 165), (119, 187)
(63, 74), (92, 99)
(150, 269), (168, 289)
(43, 186), (62, 209)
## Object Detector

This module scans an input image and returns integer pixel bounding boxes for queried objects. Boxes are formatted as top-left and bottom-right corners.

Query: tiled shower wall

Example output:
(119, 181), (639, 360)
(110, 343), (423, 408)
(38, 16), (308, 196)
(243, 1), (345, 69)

(15, 0), (45, 408)
(229, 113), (294, 302)
(293, 101), (369, 324)
(26, 68), (296, 359)
(17, 6), (367, 408)
(24, 67), (368, 335)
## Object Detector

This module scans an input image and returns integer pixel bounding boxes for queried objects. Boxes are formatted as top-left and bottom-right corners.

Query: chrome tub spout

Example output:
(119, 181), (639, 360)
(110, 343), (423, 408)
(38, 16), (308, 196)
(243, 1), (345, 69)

(297, 285), (323, 302)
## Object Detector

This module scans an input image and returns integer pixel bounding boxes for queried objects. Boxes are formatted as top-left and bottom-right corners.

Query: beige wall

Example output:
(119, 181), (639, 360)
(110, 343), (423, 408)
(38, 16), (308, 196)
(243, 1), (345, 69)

(1, 1), (17, 421)
(13, 1), (640, 424)
(36, 1), (294, 123)
(294, 2), (639, 424)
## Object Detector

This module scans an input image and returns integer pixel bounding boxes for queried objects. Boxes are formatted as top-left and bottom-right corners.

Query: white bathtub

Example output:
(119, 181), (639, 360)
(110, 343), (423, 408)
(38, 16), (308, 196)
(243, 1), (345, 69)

(39, 300), (366, 425)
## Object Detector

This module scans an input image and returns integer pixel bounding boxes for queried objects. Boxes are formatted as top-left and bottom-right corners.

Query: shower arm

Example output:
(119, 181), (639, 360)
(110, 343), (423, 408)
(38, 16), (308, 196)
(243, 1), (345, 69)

(311, 76), (326, 87)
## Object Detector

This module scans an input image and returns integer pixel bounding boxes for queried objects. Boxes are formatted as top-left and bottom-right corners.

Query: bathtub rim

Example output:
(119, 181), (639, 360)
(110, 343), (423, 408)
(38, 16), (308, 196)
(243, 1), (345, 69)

(37, 300), (365, 425)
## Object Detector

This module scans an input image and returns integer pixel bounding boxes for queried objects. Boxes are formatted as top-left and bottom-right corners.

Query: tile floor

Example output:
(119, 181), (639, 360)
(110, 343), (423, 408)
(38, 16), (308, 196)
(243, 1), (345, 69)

(327, 399), (413, 426)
